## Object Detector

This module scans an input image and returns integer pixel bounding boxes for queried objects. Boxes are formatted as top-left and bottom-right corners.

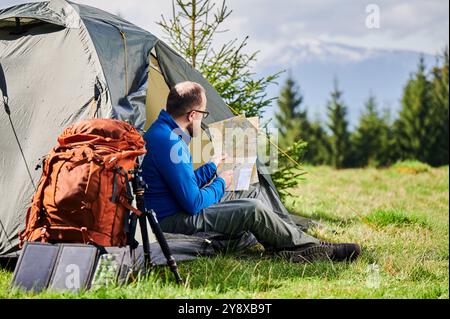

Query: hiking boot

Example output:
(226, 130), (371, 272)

(319, 241), (361, 262)
(276, 243), (332, 263)
(277, 242), (361, 263)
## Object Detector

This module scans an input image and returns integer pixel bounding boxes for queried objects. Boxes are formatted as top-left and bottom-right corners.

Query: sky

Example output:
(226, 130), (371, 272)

(1, 0), (448, 56)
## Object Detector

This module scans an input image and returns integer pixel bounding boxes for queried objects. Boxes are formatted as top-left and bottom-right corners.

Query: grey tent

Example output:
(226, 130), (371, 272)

(0, 0), (311, 259)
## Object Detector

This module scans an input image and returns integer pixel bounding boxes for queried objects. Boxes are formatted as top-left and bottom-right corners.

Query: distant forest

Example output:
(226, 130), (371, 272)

(275, 50), (449, 168)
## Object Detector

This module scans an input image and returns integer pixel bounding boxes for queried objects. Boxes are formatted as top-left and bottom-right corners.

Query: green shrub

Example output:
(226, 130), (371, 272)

(392, 160), (431, 174)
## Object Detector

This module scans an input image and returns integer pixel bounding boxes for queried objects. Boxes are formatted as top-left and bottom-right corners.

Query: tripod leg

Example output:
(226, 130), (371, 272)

(146, 209), (183, 284)
(138, 214), (151, 271)
(127, 212), (139, 248)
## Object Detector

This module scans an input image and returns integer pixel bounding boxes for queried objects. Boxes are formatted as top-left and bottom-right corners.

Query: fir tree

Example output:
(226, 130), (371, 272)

(430, 48), (449, 166)
(270, 140), (308, 201)
(275, 76), (309, 150)
(395, 56), (437, 164)
(305, 116), (331, 165)
(377, 108), (397, 167)
(271, 76), (310, 196)
(352, 95), (393, 167)
(327, 80), (351, 169)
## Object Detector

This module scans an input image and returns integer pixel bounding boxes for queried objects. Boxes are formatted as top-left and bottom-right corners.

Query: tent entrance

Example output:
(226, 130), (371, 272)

(0, 18), (64, 41)
(145, 52), (169, 131)
(0, 17), (65, 36)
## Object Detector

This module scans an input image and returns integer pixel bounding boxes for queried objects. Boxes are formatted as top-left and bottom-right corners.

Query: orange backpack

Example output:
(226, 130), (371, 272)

(19, 119), (146, 247)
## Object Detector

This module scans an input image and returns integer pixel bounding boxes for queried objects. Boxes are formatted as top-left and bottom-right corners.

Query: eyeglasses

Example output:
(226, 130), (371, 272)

(188, 109), (209, 119)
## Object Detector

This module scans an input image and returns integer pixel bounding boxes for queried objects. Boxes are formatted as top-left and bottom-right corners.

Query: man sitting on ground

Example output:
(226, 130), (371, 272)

(142, 81), (360, 262)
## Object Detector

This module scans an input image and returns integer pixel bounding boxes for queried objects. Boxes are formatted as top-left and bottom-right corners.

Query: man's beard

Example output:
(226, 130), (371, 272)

(186, 123), (194, 137)
(187, 121), (201, 138)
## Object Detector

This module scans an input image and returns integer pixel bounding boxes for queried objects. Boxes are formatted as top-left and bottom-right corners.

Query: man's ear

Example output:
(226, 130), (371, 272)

(187, 110), (195, 122)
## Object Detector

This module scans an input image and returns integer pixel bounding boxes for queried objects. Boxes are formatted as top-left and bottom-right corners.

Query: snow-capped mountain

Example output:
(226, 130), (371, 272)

(257, 39), (438, 128)
(259, 38), (382, 66)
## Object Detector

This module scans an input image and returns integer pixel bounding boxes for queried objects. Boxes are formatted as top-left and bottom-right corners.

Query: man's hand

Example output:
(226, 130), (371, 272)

(218, 170), (234, 190)
(211, 153), (228, 170)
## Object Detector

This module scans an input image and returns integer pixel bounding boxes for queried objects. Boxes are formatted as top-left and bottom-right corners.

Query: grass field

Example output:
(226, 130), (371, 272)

(1, 164), (448, 299)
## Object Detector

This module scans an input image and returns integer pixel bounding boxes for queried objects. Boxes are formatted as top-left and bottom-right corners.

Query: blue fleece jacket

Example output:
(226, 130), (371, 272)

(142, 110), (226, 220)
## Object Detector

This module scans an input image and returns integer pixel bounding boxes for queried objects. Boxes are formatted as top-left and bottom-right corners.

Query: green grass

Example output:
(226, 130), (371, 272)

(1, 165), (448, 299)
(365, 209), (429, 228)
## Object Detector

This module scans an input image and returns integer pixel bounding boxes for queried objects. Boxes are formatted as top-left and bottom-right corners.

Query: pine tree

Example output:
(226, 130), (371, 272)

(271, 76), (309, 197)
(326, 80), (351, 169)
(158, 0), (280, 117)
(395, 56), (437, 164)
(305, 116), (331, 165)
(275, 76), (309, 150)
(430, 48), (449, 166)
(270, 140), (308, 201)
(377, 108), (397, 167)
(352, 95), (393, 167)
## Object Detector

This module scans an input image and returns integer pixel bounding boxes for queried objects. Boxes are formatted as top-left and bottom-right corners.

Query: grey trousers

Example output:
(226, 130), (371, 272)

(159, 182), (319, 250)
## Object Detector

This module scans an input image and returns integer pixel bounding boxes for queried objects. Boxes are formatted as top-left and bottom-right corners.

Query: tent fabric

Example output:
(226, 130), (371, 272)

(0, 0), (312, 259)
(72, 1), (158, 126)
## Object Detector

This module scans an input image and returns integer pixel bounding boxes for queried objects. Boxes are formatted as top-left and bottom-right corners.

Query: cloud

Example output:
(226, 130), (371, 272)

(223, 0), (448, 54)
(1, 0), (448, 55)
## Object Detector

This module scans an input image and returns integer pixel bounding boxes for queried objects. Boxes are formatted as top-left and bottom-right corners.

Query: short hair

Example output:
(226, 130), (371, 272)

(166, 81), (206, 118)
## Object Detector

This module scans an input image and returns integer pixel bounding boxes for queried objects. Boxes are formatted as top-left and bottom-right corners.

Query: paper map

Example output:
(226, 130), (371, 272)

(208, 115), (259, 191)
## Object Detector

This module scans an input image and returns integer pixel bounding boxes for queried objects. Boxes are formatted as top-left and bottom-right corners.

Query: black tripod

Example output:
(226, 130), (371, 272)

(127, 160), (183, 284)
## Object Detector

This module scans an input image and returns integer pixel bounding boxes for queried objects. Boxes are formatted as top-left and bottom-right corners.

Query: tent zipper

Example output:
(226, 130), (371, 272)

(119, 30), (129, 96)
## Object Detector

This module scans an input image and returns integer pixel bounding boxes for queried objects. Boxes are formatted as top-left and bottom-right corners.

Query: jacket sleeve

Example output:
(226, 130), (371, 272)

(152, 138), (225, 215)
(194, 162), (218, 188)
